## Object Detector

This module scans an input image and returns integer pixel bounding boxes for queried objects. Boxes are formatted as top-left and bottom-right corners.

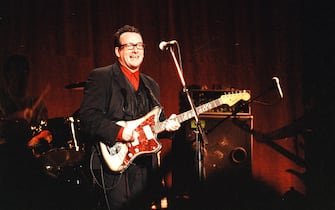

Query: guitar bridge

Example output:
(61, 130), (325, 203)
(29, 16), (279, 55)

(108, 142), (123, 155)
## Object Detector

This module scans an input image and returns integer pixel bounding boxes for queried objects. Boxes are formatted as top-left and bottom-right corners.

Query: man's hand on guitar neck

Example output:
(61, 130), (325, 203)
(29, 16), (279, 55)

(165, 114), (180, 132)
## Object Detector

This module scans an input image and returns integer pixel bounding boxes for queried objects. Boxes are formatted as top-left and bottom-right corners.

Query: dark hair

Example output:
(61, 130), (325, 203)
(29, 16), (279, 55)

(3, 55), (29, 80)
(114, 25), (141, 48)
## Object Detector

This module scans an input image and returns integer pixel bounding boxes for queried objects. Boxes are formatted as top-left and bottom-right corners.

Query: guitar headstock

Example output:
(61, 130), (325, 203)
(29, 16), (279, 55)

(219, 91), (251, 106)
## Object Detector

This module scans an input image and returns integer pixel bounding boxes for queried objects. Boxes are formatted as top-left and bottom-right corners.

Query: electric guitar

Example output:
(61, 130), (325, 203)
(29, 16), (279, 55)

(100, 90), (251, 173)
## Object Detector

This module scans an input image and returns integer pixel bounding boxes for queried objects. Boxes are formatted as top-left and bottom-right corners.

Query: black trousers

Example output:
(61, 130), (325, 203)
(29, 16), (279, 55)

(92, 155), (162, 210)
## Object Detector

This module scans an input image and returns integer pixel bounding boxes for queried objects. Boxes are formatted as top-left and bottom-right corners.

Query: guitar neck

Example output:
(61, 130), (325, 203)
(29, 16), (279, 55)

(154, 99), (220, 133)
(155, 91), (250, 133)
(175, 97), (223, 124)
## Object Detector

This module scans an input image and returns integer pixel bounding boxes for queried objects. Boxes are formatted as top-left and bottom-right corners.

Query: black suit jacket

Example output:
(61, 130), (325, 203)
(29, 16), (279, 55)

(79, 62), (164, 147)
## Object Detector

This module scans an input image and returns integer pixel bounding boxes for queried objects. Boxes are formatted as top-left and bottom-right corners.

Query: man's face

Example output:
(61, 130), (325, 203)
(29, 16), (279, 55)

(115, 32), (144, 72)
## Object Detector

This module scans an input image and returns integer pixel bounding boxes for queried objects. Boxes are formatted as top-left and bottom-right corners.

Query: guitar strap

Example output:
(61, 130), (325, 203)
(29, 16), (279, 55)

(140, 74), (162, 109)
(140, 74), (162, 169)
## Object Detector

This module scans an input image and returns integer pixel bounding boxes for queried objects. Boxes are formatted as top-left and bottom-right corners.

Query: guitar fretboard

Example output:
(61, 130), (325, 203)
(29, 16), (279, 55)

(154, 91), (250, 133)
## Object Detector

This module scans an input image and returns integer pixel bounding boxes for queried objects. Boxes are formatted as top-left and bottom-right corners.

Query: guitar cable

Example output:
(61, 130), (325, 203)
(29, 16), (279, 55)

(89, 147), (123, 209)
(100, 161), (111, 210)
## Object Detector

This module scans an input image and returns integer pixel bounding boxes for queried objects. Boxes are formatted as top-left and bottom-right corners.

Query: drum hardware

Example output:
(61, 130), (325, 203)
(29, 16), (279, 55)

(68, 116), (80, 152)
(36, 116), (87, 183)
(40, 116), (85, 167)
(42, 162), (86, 185)
(65, 81), (86, 90)
(30, 119), (48, 135)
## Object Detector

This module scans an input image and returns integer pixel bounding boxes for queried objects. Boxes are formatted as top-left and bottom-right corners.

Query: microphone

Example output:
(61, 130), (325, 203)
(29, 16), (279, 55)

(159, 40), (177, 51)
(272, 76), (283, 99)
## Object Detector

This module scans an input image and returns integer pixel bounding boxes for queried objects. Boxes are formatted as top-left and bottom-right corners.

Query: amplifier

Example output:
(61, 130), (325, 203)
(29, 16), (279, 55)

(180, 89), (251, 115)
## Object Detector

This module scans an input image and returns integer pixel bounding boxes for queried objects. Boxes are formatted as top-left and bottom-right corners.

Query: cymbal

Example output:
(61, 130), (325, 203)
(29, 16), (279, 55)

(65, 81), (86, 90)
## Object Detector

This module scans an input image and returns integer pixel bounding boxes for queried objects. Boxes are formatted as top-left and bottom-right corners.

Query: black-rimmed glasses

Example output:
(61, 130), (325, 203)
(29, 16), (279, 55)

(120, 43), (145, 50)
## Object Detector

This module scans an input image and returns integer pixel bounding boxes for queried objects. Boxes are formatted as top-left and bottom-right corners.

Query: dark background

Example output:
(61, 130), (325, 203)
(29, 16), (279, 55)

(1, 0), (334, 209)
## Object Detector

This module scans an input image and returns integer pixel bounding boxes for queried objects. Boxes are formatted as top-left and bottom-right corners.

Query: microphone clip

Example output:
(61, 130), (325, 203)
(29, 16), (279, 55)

(159, 40), (177, 51)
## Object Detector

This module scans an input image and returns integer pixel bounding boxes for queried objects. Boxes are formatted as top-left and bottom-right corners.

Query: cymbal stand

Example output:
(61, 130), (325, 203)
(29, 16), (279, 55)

(68, 116), (79, 151)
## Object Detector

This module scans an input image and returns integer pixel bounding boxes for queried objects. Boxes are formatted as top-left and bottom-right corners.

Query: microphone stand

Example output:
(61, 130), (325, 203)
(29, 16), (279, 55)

(167, 46), (208, 182)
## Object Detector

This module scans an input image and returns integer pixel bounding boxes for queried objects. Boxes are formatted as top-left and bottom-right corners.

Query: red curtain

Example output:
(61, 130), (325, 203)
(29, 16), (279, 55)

(0, 0), (306, 196)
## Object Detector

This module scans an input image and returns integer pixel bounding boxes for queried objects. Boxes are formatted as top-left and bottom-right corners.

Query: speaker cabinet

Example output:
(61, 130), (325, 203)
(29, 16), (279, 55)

(198, 115), (253, 180)
(171, 114), (253, 208)
(172, 115), (253, 191)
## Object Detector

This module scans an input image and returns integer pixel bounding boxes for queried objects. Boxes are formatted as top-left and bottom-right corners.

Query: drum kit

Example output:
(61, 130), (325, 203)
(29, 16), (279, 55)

(33, 115), (86, 181)
(41, 82), (88, 182)
(1, 81), (88, 184)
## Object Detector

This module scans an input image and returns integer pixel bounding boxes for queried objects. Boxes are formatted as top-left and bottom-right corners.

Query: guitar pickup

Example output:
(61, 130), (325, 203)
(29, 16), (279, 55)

(143, 124), (154, 140)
